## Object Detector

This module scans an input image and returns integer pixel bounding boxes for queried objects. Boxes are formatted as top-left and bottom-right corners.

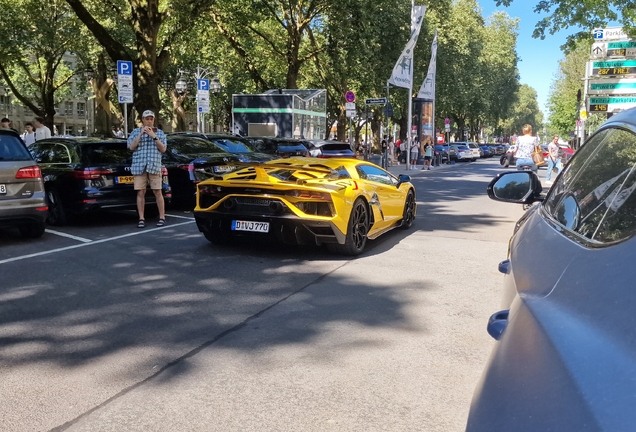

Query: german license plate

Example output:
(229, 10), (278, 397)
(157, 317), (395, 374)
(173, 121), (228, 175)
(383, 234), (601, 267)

(0, 184), (5, 194)
(116, 176), (134, 184)
(213, 165), (233, 173)
(231, 220), (269, 233)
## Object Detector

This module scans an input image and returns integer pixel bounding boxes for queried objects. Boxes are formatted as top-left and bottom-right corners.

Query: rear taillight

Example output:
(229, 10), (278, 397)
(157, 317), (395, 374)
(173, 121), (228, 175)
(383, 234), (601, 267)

(161, 167), (168, 176)
(177, 164), (190, 171)
(286, 190), (332, 201)
(72, 169), (111, 180)
(15, 166), (42, 179)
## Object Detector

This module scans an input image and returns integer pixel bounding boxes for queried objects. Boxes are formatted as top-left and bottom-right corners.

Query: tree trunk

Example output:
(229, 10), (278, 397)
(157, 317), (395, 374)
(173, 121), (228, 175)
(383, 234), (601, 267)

(170, 90), (188, 131)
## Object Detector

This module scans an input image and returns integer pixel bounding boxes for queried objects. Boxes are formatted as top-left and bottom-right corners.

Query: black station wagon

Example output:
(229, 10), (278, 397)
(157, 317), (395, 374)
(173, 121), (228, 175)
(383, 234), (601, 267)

(29, 138), (171, 225)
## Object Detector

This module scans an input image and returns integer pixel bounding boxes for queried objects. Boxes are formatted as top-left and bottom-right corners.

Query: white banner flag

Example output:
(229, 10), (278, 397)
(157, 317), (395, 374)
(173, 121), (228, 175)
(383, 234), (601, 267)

(417, 29), (437, 100)
(388, 5), (426, 89)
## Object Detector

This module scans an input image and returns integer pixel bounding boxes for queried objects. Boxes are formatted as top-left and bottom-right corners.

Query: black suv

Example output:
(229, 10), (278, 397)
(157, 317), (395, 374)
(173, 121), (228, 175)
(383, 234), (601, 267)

(0, 128), (48, 237)
(29, 138), (171, 225)
(247, 137), (310, 158)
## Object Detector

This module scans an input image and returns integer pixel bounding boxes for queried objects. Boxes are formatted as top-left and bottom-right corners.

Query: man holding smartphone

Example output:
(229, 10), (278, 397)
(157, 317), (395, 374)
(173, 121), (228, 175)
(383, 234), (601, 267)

(127, 110), (167, 228)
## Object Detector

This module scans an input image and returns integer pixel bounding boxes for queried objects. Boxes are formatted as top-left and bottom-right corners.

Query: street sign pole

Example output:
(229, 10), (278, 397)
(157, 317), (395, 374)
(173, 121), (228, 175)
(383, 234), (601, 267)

(365, 106), (369, 161)
(384, 83), (390, 169)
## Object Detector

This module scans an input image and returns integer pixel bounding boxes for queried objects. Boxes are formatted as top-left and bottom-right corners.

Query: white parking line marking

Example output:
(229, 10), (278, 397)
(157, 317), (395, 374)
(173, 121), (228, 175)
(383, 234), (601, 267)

(45, 229), (93, 243)
(166, 213), (195, 220)
(0, 220), (196, 266)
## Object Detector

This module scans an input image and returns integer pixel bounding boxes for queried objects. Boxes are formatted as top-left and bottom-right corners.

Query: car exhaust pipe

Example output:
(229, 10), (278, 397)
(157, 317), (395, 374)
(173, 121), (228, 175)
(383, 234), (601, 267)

(223, 198), (236, 210)
(269, 201), (283, 214)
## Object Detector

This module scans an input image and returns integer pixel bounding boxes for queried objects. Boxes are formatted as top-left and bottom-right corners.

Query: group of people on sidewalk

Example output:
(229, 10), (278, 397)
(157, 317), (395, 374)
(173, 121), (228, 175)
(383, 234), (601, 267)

(381, 135), (434, 170)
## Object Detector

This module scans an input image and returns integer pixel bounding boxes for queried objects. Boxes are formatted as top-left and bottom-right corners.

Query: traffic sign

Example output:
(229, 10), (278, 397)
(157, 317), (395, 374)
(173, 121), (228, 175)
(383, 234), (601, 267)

(588, 78), (636, 95)
(345, 102), (356, 110)
(197, 79), (210, 91)
(345, 91), (355, 103)
(117, 60), (134, 104)
(592, 59), (636, 76)
(444, 124), (450, 132)
(346, 109), (356, 118)
(444, 118), (450, 125)
(383, 102), (393, 117)
(365, 98), (387, 105)
(117, 60), (133, 75)
(593, 27), (629, 41)
(588, 96), (636, 113)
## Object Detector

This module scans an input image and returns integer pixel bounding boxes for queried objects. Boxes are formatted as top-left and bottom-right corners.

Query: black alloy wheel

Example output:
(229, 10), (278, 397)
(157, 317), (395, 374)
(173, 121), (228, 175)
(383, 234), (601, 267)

(327, 198), (369, 256)
(46, 189), (67, 226)
(400, 190), (416, 229)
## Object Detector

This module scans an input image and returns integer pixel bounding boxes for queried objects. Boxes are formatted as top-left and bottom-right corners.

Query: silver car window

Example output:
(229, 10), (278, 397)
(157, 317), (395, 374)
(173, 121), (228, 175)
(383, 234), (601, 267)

(544, 127), (636, 245)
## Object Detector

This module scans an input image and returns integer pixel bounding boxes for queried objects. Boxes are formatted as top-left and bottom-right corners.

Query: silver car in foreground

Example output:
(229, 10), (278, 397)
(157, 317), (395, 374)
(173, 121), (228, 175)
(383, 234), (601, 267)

(0, 128), (47, 238)
(467, 107), (636, 431)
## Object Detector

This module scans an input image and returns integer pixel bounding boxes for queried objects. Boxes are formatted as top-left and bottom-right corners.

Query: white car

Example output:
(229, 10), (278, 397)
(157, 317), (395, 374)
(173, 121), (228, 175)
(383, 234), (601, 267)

(466, 142), (481, 161)
(450, 144), (474, 161)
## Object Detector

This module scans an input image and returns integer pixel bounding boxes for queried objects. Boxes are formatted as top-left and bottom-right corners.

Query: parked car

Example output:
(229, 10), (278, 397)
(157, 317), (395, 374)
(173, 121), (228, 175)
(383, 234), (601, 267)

(492, 143), (506, 155)
(247, 137), (310, 158)
(162, 135), (240, 207)
(467, 107), (636, 431)
(0, 127), (48, 238)
(479, 144), (494, 158)
(467, 142), (481, 160)
(304, 139), (356, 158)
(170, 133), (274, 163)
(29, 138), (172, 225)
(433, 144), (449, 163)
(450, 144), (473, 161)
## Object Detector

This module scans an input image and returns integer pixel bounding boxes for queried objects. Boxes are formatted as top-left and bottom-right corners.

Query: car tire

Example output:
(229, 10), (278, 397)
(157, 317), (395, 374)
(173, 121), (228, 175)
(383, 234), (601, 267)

(500, 155), (509, 167)
(326, 198), (369, 256)
(19, 222), (46, 239)
(400, 190), (416, 229)
(46, 189), (67, 226)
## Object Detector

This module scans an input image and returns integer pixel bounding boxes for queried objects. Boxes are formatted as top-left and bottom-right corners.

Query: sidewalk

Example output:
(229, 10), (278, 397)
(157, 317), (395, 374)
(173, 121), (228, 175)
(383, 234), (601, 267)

(386, 161), (459, 177)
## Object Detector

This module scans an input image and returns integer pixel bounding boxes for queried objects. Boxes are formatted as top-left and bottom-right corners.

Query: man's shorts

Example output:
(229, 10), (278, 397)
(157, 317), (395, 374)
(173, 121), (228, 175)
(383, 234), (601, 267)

(134, 172), (162, 190)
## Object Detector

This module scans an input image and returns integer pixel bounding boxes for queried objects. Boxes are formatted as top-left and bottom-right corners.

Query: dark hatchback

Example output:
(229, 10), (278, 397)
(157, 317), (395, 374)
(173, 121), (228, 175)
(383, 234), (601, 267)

(247, 137), (310, 158)
(467, 107), (636, 431)
(29, 138), (171, 225)
(305, 140), (355, 158)
(170, 133), (274, 163)
(162, 135), (240, 207)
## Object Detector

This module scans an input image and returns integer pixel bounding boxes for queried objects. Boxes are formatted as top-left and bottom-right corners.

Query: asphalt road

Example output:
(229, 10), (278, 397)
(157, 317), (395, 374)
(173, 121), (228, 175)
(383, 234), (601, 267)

(0, 158), (524, 432)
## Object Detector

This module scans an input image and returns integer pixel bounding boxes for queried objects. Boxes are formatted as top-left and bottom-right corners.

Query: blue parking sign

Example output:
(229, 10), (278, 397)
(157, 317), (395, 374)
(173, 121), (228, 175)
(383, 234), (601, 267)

(117, 60), (133, 75)
(197, 79), (209, 91)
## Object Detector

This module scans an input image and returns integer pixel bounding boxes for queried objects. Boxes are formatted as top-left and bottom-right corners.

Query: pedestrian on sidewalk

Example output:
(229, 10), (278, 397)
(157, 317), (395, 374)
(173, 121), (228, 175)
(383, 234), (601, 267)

(21, 122), (36, 146)
(546, 134), (563, 185)
(395, 138), (401, 165)
(33, 117), (51, 141)
(422, 136), (433, 170)
(410, 137), (420, 169)
(388, 137), (395, 167)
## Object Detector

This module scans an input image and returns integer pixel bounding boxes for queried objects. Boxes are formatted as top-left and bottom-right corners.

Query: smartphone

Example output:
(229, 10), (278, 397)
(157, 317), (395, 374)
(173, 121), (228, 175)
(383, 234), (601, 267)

(152, 127), (158, 132)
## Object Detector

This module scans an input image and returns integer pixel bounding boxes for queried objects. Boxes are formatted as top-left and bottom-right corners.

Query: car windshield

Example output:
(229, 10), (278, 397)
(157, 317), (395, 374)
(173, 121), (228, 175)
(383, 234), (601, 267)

(211, 138), (255, 153)
(0, 134), (32, 161)
(81, 142), (131, 164)
(169, 137), (225, 155)
(456, 146), (470, 150)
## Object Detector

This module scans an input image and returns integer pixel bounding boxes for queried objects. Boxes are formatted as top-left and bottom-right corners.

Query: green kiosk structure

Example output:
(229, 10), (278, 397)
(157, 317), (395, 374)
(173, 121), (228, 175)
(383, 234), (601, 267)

(232, 89), (327, 139)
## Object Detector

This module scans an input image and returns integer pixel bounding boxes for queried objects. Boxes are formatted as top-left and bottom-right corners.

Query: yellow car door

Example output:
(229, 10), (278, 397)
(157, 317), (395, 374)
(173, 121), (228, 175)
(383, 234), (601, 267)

(355, 164), (403, 229)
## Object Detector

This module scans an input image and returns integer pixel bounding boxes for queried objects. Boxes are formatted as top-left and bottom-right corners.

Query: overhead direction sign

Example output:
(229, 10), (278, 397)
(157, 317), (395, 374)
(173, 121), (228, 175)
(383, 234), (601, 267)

(588, 96), (636, 112)
(365, 97), (387, 105)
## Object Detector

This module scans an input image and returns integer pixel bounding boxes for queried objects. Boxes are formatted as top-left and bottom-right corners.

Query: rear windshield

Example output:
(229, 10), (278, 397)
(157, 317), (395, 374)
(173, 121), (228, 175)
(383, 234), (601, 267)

(0, 134), (32, 161)
(455, 146), (470, 150)
(169, 137), (225, 155)
(211, 138), (255, 153)
(82, 143), (131, 164)
(322, 143), (352, 151)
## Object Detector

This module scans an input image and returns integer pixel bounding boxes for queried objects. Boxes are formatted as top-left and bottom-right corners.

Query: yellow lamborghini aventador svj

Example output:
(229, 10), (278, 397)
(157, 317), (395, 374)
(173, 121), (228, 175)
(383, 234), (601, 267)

(193, 158), (416, 255)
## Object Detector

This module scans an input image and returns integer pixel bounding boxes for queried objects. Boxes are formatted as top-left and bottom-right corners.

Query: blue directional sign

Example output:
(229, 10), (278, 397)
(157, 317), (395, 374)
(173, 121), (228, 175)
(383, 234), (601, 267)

(197, 79), (210, 91)
(117, 60), (133, 75)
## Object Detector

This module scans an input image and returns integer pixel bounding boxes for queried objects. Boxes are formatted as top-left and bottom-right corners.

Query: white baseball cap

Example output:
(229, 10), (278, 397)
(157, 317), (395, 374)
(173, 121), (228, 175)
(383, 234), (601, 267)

(142, 110), (155, 118)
